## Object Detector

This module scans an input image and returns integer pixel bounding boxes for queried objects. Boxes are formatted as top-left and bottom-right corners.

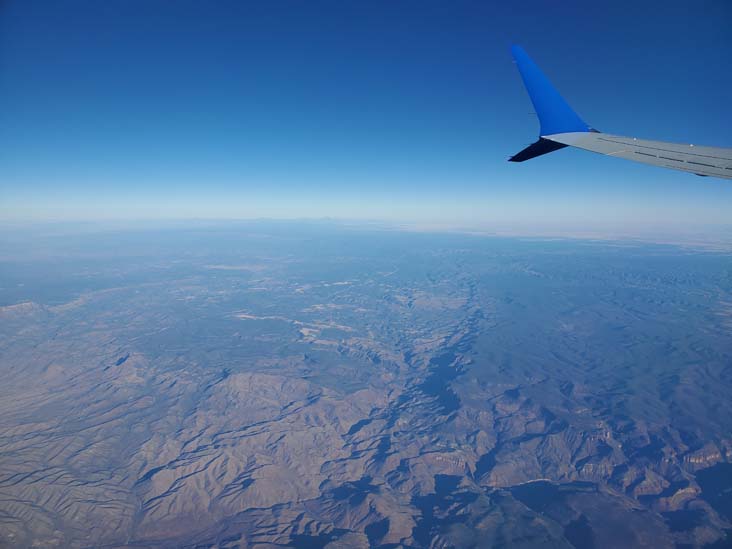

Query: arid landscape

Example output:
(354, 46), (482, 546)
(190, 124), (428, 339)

(1, 222), (731, 547)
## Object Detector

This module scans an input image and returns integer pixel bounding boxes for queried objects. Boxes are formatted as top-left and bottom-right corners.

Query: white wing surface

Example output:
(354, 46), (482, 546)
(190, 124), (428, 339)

(545, 132), (732, 179)
(509, 45), (732, 181)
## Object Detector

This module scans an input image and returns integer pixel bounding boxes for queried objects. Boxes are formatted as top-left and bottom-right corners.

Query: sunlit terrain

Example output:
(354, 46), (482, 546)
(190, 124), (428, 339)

(0, 221), (730, 547)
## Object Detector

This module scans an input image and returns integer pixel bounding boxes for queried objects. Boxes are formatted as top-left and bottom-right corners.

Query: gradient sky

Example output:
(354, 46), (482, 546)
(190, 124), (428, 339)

(1, 0), (731, 230)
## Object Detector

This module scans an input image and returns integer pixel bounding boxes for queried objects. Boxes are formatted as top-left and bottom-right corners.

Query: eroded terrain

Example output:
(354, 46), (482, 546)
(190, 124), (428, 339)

(0, 222), (731, 547)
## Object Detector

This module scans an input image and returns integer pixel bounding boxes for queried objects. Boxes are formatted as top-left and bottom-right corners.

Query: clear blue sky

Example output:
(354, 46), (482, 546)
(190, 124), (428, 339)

(1, 0), (731, 231)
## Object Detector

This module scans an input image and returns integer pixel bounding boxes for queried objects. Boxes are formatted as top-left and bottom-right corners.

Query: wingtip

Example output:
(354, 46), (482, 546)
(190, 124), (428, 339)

(510, 45), (591, 136)
(509, 138), (569, 162)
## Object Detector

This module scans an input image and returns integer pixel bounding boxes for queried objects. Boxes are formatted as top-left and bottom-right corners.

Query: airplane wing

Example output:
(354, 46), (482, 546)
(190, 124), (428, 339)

(509, 45), (732, 180)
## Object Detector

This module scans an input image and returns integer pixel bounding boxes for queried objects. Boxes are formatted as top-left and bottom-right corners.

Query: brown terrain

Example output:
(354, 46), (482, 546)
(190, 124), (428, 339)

(0, 224), (731, 547)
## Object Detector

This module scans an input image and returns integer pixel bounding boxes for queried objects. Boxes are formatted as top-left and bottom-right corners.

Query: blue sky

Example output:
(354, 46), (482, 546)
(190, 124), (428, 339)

(1, 0), (731, 231)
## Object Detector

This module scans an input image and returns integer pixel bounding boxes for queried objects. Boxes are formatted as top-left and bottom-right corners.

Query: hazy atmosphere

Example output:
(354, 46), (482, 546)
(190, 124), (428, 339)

(1, 0), (731, 230)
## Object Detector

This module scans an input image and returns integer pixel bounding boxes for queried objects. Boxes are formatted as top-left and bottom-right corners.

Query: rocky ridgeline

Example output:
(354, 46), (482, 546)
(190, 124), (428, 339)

(1, 233), (731, 548)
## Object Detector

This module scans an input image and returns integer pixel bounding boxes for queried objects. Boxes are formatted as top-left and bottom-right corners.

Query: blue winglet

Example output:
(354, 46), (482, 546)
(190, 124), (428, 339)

(511, 45), (590, 136)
